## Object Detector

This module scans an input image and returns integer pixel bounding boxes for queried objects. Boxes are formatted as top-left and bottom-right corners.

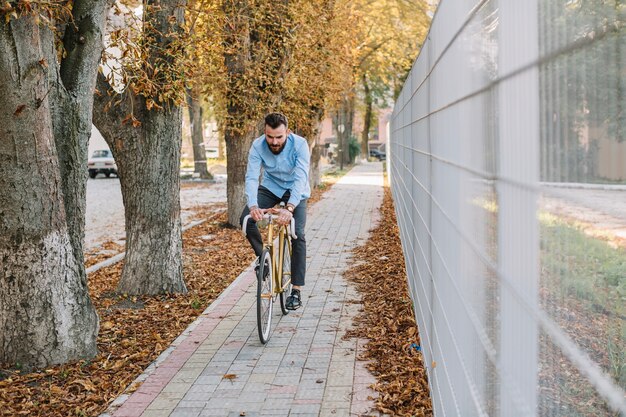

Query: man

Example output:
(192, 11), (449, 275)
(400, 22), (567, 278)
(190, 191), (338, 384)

(240, 113), (310, 310)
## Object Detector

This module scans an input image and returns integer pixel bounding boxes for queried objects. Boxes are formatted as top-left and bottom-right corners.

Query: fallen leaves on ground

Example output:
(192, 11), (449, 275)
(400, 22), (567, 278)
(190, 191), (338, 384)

(180, 180), (215, 189)
(344, 186), (433, 417)
(0, 209), (254, 417)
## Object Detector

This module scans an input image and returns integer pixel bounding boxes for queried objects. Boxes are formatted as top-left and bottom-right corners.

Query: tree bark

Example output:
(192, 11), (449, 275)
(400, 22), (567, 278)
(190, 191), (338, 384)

(186, 88), (211, 179)
(225, 128), (256, 226)
(310, 133), (322, 188)
(223, 0), (252, 226)
(304, 109), (325, 189)
(92, 0), (187, 295)
(337, 96), (353, 166)
(345, 95), (355, 164)
(52, 0), (113, 265)
(0, 14), (100, 370)
(361, 73), (373, 158)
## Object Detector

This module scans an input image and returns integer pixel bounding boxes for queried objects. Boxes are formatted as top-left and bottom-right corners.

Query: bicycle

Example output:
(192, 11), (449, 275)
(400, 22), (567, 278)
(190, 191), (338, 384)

(242, 203), (298, 344)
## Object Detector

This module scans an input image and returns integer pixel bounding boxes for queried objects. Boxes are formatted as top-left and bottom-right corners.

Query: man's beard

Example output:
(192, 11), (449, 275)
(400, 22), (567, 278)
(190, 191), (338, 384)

(268, 141), (286, 155)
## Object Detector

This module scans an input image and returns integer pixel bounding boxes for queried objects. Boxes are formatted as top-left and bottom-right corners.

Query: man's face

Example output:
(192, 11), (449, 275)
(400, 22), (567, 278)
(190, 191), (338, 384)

(265, 124), (288, 155)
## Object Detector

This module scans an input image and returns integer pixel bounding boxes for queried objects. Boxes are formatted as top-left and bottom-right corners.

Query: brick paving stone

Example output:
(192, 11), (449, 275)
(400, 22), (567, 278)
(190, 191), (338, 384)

(105, 163), (384, 417)
(140, 410), (172, 417)
(198, 408), (230, 416)
(144, 397), (180, 410)
(319, 408), (350, 417)
(169, 408), (203, 417)
(289, 403), (322, 414)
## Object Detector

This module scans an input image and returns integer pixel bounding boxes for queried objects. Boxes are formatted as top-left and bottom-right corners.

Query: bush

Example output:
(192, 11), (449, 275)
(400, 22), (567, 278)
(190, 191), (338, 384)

(348, 136), (360, 163)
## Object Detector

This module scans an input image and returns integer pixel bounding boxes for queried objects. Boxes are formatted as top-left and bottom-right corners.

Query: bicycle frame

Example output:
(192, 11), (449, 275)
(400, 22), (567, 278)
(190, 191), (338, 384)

(243, 213), (298, 297)
(270, 220), (295, 296)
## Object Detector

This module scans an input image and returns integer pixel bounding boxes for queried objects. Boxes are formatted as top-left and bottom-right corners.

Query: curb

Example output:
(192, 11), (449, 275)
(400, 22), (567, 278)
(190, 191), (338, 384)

(87, 219), (207, 275)
(542, 182), (626, 191)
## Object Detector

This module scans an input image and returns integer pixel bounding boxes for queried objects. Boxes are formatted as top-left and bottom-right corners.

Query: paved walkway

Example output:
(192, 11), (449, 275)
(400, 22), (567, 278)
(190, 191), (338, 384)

(104, 162), (385, 417)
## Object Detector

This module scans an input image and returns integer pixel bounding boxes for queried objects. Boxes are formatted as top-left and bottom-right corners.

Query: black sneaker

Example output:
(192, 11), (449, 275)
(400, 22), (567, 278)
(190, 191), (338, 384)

(285, 289), (302, 310)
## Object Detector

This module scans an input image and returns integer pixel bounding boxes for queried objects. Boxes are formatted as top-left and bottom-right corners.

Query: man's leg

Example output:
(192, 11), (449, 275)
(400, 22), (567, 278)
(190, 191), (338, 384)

(285, 198), (306, 310)
(239, 186), (281, 257)
(290, 199), (307, 287)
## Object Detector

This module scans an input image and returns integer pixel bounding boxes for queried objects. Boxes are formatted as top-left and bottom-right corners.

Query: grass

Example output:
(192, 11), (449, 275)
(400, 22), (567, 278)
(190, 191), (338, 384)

(473, 197), (625, 400)
(322, 167), (350, 178)
(539, 211), (626, 407)
(540, 212), (625, 307)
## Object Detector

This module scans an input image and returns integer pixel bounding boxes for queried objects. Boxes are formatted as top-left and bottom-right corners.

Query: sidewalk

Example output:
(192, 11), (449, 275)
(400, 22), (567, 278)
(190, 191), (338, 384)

(104, 162), (385, 417)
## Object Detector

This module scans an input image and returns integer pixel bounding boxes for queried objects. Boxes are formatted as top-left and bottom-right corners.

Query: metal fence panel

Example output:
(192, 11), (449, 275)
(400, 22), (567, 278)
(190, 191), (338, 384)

(390, 0), (626, 416)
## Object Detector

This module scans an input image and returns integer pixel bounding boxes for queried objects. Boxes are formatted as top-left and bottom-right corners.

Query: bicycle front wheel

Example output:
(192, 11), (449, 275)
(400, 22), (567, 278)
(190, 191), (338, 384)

(279, 236), (293, 315)
(257, 249), (273, 344)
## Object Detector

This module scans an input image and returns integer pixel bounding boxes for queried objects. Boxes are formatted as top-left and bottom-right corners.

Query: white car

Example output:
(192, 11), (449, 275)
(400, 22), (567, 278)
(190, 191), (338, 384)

(88, 149), (118, 178)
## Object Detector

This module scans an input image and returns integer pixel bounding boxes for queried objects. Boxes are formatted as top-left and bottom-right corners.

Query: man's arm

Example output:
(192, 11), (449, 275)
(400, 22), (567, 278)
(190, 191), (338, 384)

(288, 139), (311, 208)
(245, 142), (262, 209)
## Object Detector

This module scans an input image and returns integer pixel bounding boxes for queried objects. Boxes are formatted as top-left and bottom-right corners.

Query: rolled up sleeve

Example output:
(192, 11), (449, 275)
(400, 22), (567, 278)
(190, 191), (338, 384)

(288, 141), (310, 207)
(245, 144), (262, 208)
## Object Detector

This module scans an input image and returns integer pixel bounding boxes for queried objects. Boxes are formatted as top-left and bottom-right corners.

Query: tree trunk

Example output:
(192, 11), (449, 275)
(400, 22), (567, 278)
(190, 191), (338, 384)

(186, 88), (211, 179)
(94, 80), (187, 295)
(345, 95), (355, 164)
(305, 110), (325, 189)
(121, 107), (185, 294)
(52, 0), (113, 265)
(310, 134), (322, 188)
(0, 14), (99, 370)
(223, 0), (261, 226)
(92, 0), (188, 295)
(225, 129), (256, 226)
(361, 73), (373, 158)
(337, 97), (353, 166)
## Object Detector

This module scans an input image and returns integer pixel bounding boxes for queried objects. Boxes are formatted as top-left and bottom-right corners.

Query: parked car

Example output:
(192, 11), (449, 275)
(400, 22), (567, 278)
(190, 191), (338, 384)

(88, 149), (118, 178)
(369, 149), (386, 161)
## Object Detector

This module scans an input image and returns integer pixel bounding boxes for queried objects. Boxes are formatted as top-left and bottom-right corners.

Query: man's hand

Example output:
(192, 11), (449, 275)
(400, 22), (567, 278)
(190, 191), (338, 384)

(250, 206), (265, 222)
(275, 208), (293, 225)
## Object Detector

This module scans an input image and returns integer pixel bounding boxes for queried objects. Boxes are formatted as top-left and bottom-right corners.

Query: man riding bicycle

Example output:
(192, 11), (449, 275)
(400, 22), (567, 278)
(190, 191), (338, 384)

(240, 113), (310, 310)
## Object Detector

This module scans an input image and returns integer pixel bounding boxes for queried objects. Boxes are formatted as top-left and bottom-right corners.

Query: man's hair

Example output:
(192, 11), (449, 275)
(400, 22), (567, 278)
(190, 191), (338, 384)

(265, 112), (288, 129)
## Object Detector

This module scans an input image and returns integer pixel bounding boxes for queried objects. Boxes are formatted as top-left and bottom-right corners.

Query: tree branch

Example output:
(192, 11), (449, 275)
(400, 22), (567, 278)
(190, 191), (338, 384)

(60, 0), (113, 94)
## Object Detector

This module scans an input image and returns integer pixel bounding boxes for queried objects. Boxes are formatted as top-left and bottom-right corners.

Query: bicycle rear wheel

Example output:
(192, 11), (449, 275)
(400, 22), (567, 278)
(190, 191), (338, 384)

(279, 236), (293, 315)
(257, 249), (273, 344)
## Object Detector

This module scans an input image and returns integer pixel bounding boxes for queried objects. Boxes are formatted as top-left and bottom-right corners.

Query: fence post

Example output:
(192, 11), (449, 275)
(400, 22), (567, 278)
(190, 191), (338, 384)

(497, 1), (540, 415)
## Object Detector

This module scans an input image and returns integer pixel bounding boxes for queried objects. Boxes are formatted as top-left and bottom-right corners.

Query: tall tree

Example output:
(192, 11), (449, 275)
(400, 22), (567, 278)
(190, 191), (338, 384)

(538, 0), (624, 182)
(183, 0), (215, 180)
(186, 86), (212, 179)
(354, 0), (430, 157)
(188, 0), (358, 209)
(0, 0), (110, 369)
(279, 0), (357, 186)
(219, 0), (293, 226)
(93, 0), (188, 295)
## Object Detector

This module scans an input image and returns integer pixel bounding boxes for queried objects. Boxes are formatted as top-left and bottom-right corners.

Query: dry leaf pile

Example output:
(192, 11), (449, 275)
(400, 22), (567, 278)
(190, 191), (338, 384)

(344, 187), (433, 417)
(0, 178), (338, 417)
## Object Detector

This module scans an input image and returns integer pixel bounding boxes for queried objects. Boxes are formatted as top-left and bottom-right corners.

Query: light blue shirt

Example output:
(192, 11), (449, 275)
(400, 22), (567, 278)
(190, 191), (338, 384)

(245, 133), (311, 208)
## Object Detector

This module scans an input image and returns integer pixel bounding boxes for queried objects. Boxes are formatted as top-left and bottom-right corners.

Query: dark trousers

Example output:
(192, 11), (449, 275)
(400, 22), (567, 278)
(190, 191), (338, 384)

(240, 186), (307, 286)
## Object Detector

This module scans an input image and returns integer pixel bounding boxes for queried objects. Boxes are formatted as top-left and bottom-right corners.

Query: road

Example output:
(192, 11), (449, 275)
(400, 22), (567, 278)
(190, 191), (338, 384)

(540, 186), (626, 245)
(85, 177), (226, 250)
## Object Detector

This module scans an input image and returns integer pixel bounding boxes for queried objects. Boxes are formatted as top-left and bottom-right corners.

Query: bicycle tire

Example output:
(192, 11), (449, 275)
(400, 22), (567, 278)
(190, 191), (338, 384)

(257, 249), (273, 344)
(279, 234), (293, 315)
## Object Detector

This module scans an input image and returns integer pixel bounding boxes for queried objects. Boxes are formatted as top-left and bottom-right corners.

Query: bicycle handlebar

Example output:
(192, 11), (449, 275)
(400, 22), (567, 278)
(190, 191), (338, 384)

(242, 213), (298, 240)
